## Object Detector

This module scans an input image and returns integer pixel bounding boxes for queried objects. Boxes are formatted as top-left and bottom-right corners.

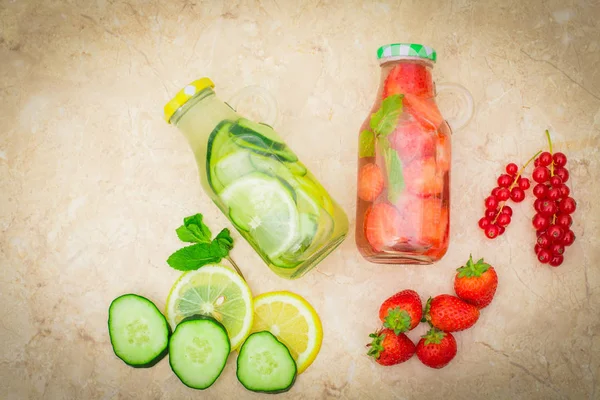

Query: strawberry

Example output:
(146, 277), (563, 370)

(383, 63), (433, 98)
(454, 255), (498, 309)
(403, 94), (444, 131)
(419, 198), (449, 250)
(424, 294), (480, 332)
(367, 328), (416, 366)
(388, 121), (436, 163)
(436, 131), (451, 173)
(357, 163), (385, 202)
(403, 157), (443, 196)
(416, 328), (457, 369)
(378, 290), (423, 334)
(364, 203), (403, 251)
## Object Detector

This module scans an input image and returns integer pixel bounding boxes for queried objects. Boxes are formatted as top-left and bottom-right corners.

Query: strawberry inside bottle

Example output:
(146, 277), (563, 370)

(356, 43), (451, 264)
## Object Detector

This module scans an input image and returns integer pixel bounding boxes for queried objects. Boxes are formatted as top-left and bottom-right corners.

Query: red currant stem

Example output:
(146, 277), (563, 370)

(545, 129), (554, 177)
(544, 130), (557, 225)
(492, 150), (542, 224)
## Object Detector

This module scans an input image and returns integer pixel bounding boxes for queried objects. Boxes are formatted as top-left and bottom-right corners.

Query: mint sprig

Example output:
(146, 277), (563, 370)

(370, 94), (403, 137)
(167, 214), (242, 278)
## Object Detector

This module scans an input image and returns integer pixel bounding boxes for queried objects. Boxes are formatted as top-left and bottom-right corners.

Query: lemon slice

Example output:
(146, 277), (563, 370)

(165, 265), (253, 351)
(251, 291), (323, 374)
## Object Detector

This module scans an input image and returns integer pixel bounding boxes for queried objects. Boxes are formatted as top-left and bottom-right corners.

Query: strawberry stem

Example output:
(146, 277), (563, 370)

(492, 149), (542, 224)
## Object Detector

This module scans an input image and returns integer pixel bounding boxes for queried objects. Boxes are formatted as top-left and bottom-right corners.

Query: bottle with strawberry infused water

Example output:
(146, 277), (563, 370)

(356, 43), (473, 264)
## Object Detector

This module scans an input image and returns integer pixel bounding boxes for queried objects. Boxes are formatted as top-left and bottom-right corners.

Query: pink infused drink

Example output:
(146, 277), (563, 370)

(356, 43), (451, 264)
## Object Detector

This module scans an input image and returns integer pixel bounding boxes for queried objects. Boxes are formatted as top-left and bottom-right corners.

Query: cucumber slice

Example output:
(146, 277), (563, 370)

(220, 172), (299, 259)
(206, 120), (237, 193)
(287, 161), (307, 177)
(236, 331), (297, 394)
(249, 153), (297, 183)
(231, 118), (286, 149)
(213, 151), (253, 189)
(231, 132), (298, 162)
(108, 294), (170, 368)
(272, 213), (318, 269)
(169, 315), (231, 390)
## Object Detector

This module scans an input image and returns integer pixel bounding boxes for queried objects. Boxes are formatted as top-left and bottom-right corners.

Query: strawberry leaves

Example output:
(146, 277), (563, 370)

(456, 254), (491, 278)
(367, 331), (386, 359)
(383, 307), (412, 335)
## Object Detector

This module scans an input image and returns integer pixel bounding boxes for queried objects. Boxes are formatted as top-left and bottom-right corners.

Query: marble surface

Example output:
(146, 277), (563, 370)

(1, 0), (600, 399)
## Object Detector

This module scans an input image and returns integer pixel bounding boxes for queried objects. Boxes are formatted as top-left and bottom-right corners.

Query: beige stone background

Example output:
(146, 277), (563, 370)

(1, 0), (599, 399)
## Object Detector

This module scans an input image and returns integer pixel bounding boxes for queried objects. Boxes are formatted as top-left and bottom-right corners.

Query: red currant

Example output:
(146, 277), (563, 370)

(497, 174), (512, 188)
(536, 229), (545, 237)
(518, 177), (530, 190)
(532, 214), (550, 231)
(534, 198), (543, 212)
(546, 225), (564, 242)
(498, 225), (506, 235)
(491, 187), (500, 197)
(485, 224), (500, 239)
(534, 244), (543, 255)
(549, 243), (565, 256)
(497, 213), (511, 227)
(497, 188), (510, 201)
(485, 209), (497, 219)
(559, 197), (577, 214)
(485, 196), (499, 210)
(554, 167), (569, 183)
(538, 152), (553, 167)
(561, 230), (575, 246)
(532, 183), (548, 199)
(555, 213), (572, 228)
(538, 200), (558, 217)
(537, 249), (551, 264)
(549, 176), (562, 186)
(478, 217), (491, 229)
(532, 166), (551, 183)
(537, 233), (551, 248)
(534, 158), (541, 167)
(501, 205), (513, 216)
(547, 187), (561, 201)
(553, 152), (567, 167)
(558, 184), (570, 198)
(549, 254), (564, 267)
(506, 163), (518, 176)
(510, 187), (525, 202)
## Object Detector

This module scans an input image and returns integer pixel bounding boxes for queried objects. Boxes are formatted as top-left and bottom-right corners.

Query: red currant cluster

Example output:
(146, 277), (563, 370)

(478, 162), (531, 239)
(532, 151), (576, 267)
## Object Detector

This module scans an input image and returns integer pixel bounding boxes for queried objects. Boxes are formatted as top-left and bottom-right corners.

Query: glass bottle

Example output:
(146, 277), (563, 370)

(165, 78), (348, 278)
(355, 43), (473, 264)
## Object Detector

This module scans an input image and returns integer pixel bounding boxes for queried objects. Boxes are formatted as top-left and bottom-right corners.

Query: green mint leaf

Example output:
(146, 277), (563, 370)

(359, 130), (375, 157)
(214, 228), (234, 255)
(167, 241), (224, 271)
(381, 139), (405, 203)
(176, 225), (200, 243)
(176, 213), (212, 243)
(369, 94), (403, 137)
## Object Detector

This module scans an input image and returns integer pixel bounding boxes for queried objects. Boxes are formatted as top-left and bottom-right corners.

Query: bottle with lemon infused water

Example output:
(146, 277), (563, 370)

(164, 78), (348, 279)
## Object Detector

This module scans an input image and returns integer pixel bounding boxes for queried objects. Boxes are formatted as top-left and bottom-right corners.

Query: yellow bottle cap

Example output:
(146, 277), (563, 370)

(163, 77), (215, 123)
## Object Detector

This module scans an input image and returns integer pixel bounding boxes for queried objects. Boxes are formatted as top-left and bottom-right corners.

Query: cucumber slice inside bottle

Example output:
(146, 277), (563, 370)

(213, 151), (253, 189)
(220, 172), (299, 259)
(108, 294), (170, 368)
(236, 331), (297, 394)
(287, 161), (308, 177)
(232, 118), (285, 149)
(272, 213), (319, 269)
(169, 315), (230, 390)
(206, 120), (238, 193)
